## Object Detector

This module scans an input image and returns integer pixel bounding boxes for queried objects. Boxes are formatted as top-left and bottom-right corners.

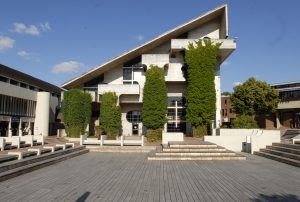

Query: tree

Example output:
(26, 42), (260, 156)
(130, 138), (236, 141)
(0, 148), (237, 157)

(221, 91), (232, 96)
(63, 89), (92, 137)
(100, 92), (121, 139)
(142, 65), (168, 131)
(231, 77), (279, 116)
(184, 39), (221, 136)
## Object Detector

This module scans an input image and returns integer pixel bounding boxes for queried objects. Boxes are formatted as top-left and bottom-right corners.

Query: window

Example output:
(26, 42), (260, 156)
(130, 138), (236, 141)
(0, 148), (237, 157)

(224, 99), (227, 105)
(167, 97), (186, 133)
(10, 80), (18, 86)
(123, 68), (132, 81)
(230, 108), (233, 113)
(126, 110), (142, 123)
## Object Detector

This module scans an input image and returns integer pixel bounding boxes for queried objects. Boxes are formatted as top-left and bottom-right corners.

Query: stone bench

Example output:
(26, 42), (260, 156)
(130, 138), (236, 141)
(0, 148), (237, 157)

(7, 151), (37, 160)
(80, 135), (144, 146)
(292, 134), (300, 144)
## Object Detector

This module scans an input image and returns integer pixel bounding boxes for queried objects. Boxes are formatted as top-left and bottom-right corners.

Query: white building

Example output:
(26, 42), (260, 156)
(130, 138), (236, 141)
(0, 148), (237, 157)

(62, 5), (236, 137)
(0, 64), (62, 137)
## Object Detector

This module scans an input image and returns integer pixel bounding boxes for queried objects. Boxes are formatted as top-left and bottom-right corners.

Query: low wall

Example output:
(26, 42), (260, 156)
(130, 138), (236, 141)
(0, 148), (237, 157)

(204, 129), (280, 154)
(162, 132), (184, 144)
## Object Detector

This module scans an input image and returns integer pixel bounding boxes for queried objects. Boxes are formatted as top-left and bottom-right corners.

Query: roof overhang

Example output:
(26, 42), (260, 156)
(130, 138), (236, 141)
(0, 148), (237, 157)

(62, 4), (229, 89)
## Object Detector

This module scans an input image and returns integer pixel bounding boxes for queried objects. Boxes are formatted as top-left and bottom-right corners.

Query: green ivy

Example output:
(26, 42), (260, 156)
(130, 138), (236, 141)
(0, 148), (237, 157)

(184, 39), (220, 131)
(63, 89), (92, 137)
(142, 65), (168, 130)
(100, 92), (121, 139)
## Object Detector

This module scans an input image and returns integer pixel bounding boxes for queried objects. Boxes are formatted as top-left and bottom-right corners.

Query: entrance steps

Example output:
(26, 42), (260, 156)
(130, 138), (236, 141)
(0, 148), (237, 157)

(87, 145), (156, 153)
(148, 141), (246, 160)
(254, 143), (300, 167)
(0, 145), (88, 182)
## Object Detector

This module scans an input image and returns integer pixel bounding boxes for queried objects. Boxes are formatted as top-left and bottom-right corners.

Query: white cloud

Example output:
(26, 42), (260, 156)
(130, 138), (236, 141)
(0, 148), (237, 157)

(233, 81), (242, 87)
(17, 50), (30, 57)
(136, 35), (144, 41)
(40, 22), (51, 31)
(0, 36), (15, 52)
(12, 22), (51, 36)
(52, 61), (84, 74)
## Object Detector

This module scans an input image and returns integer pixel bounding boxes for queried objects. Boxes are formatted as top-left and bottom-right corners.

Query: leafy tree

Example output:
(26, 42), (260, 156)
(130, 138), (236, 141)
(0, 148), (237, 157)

(63, 89), (92, 137)
(231, 77), (279, 115)
(142, 65), (168, 130)
(100, 92), (121, 139)
(184, 39), (221, 135)
(221, 91), (232, 96)
(232, 115), (258, 128)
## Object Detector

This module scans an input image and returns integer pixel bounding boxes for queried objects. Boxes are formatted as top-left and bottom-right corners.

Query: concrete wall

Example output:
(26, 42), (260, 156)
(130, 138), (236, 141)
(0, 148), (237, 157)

(188, 19), (220, 39)
(0, 82), (37, 101)
(146, 42), (170, 54)
(104, 66), (123, 84)
(162, 132), (184, 144)
(204, 129), (281, 153)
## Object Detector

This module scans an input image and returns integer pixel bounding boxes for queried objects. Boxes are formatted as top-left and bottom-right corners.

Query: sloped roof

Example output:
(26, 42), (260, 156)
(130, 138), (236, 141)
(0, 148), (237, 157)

(62, 4), (228, 89)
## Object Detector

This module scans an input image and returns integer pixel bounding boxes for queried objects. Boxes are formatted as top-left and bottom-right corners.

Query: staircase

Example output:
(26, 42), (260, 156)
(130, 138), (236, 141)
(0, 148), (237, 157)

(0, 145), (88, 182)
(148, 141), (246, 160)
(254, 143), (300, 167)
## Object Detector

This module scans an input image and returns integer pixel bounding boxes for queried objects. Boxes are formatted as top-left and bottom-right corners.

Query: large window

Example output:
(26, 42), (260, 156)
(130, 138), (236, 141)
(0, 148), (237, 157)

(0, 94), (36, 117)
(167, 97), (186, 132)
(123, 68), (133, 81)
(126, 110), (142, 123)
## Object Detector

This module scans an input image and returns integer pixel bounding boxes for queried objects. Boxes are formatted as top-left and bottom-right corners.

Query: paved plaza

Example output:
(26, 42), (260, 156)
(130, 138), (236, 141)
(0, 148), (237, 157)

(0, 152), (299, 202)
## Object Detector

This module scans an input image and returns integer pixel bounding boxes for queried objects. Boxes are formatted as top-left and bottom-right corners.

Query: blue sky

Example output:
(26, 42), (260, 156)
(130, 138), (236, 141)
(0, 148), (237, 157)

(0, 0), (300, 92)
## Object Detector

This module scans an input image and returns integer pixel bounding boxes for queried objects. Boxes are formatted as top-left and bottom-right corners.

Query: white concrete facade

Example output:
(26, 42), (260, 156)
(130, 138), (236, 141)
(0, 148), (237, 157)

(62, 5), (236, 138)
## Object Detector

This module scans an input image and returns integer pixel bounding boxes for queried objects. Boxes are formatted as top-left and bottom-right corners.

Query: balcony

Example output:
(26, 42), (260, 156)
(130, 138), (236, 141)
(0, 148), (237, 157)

(171, 39), (236, 63)
(98, 84), (140, 96)
(142, 54), (169, 67)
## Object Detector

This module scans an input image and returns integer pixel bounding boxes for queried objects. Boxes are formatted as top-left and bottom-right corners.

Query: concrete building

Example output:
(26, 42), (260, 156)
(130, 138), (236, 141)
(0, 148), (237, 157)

(62, 5), (236, 137)
(221, 95), (236, 126)
(0, 64), (63, 137)
(272, 81), (300, 129)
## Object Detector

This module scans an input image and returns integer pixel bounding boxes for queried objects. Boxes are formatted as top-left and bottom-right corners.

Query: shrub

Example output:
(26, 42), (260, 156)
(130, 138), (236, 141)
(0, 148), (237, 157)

(184, 39), (220, 133)
(232, 115), (258, 129)
(100, 92), (121, 139)
(142, 65), (168, 130)
(63, 89), (92, 137)
(146, 129), (162, 142)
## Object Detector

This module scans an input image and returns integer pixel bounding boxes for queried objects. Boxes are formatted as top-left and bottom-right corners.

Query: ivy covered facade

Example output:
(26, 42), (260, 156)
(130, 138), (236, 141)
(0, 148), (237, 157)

(62, 5), (236, 137)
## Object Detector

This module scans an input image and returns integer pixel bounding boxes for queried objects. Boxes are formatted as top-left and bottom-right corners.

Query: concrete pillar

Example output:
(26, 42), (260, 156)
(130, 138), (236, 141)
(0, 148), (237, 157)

(34, 92), (50, 136)
(214, 61), (221, 128)
(276, 111), (281, 129)
(8, 117), (12, 137)
(19, 118), (22, 136)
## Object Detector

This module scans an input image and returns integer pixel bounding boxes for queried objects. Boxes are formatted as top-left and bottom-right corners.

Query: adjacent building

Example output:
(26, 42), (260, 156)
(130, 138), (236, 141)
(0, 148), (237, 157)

(221, 95), (236, 126)
(62, 5), (236, 136)
(0, 64), (63, 137)
(272, 81), (300, 129)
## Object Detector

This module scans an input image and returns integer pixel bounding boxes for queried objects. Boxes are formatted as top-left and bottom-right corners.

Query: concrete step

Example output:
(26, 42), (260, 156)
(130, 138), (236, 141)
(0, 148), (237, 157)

(272, 143), (300, 150)
(0, 146), (87, 174)
(148, 155), (246, 161)
(87, 146), (156, 153)
(0, 148), (88, 182)
(169, 144), (218, 148)
(0, 154), (18, 164)
(155, 151), (237, 156)
(163, 147), (227, 152)
(254, 151), (300, 168)
(266, 145), (300, 155)
(260, 149), (300, 161)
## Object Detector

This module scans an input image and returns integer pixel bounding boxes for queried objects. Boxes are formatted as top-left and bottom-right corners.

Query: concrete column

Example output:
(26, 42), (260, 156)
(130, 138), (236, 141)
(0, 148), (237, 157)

(8, 117), (12, 137)
(276, 111), (281, 129)
(19, 118), (22, 136)
(214, 61), (221, 128)
(34, 92), (50, 136)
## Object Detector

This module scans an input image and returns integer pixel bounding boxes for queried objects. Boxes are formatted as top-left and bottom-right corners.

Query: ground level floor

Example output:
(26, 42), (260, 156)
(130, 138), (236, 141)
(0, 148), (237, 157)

(0, 153), (299, 201)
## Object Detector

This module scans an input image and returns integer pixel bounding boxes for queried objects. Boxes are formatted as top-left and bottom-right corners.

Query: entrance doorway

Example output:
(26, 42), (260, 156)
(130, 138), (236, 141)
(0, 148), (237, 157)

(0, 121), (9, 137)
(11, 121), (19, 136)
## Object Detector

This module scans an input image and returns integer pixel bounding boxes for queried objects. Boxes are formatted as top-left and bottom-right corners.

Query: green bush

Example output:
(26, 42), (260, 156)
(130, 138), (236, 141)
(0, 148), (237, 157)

(192, 124), (210, 138)
(184, 39), (220, 131)
(142, 65), (167, 130)
(100, 92), (121, 139)
(232, 115), (258, 129)
(146, 129), (162, 142)
(63, 89), (92, 137)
